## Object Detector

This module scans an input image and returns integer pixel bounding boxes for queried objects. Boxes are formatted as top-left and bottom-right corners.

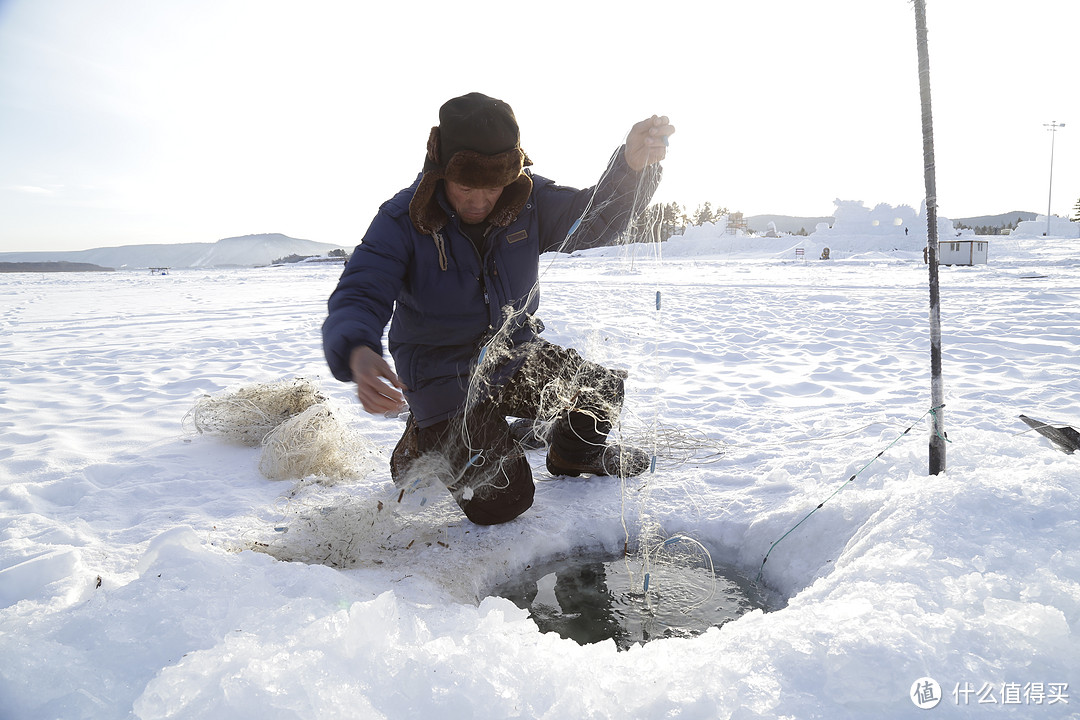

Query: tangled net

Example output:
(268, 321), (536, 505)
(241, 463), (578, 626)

(232, 139), (735, 601)
(248, 474), (455, 570)
(185, 377), (377, 482)
(259, 403), (378, 482)
(184, 377), (326, 446)
(253, 493), (398, 569)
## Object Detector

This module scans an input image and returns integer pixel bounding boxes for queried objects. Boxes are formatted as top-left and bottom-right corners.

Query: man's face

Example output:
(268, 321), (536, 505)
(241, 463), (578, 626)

(445, 181), (504, 225)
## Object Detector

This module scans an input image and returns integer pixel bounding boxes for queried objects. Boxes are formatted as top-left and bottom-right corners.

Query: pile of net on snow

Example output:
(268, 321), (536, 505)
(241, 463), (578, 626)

(184, 377), (377, 481)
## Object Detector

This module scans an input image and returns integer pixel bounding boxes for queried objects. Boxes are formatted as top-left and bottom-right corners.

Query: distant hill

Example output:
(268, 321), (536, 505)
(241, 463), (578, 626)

(0, 261), (115, 273)
(0, 233), (346, 269)
(952, 211), (1038, 228)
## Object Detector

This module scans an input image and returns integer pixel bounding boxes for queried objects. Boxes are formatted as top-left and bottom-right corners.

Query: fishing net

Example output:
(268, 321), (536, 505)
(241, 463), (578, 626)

(250, 491), (402, 569)
(184, 377), (326, 446)
(631, 523), (717, 612)
(247, 469), (457, 571)
(185, 377), (377, 482)
(386, 145), (679, 508)
(258, 403), (378, 482)
(249, 123), (735, 622)
(370, 133), (732, 615)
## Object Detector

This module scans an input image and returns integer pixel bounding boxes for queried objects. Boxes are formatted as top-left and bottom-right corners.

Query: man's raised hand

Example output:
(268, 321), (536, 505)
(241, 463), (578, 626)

(624, 115), (675, 171)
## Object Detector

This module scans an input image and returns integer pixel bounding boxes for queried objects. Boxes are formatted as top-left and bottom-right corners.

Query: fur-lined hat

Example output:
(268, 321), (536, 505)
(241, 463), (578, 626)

(409, 92), (533, 234)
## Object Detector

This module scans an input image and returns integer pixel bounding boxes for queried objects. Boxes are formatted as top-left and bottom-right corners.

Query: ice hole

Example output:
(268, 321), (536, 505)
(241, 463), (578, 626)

(492, 549), (779, 650)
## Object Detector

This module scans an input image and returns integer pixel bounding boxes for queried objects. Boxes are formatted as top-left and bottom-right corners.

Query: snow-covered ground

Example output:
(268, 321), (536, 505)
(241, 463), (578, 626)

(2, 229), (1078, 718)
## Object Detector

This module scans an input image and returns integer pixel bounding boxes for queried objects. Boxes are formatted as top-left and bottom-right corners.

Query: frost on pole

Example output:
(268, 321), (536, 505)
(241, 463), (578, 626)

(913, 0), (946, 475)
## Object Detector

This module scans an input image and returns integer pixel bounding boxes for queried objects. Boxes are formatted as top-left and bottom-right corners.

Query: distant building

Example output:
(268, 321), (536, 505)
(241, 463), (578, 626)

(726, 212), (747, 235)
(939, 240), (988, 266)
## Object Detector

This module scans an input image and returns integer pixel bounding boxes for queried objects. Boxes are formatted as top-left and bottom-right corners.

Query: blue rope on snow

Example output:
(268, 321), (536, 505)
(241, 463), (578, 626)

(754, 404), (944, 584)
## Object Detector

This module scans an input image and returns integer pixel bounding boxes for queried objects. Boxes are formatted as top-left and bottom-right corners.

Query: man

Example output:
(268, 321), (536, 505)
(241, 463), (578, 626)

(323, 92), (673, 526)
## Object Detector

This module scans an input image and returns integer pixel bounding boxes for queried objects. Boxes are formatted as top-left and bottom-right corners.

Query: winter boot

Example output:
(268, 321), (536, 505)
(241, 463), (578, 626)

(546, 443), (651, 478)
(508, 417), (549, 450)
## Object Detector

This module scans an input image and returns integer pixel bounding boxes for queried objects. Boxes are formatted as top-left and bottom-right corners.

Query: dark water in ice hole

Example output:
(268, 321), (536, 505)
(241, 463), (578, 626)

(492, 551), (777, 650)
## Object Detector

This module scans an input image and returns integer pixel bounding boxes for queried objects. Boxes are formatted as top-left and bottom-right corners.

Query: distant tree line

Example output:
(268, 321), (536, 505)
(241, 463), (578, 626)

(271, 248), (349, 265)
(637, 204), (1077, 241)
(637, 201), (733, 241)
(954, 216), (1027, 236)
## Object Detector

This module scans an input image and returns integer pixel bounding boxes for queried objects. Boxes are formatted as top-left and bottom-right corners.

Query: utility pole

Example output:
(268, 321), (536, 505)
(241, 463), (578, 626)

(913, 0), (946, 475)
(1044, 121), (1066, 237)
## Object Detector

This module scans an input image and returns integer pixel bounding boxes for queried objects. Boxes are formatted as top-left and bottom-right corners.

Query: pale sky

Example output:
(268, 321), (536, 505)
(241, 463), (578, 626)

(1, 0), (1076, 253)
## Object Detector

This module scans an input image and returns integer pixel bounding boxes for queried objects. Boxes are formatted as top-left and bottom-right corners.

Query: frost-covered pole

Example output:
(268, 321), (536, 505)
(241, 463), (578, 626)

(1044, 121), (1065, 237)
(913, 0), (946, 474)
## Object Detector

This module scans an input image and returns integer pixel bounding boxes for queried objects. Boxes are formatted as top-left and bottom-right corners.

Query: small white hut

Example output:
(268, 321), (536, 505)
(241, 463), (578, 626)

(939, 239), (988, 266)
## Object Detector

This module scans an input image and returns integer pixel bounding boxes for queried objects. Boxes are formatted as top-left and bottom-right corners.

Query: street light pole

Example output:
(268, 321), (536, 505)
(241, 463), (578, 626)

(1044, 121), (1066, 236)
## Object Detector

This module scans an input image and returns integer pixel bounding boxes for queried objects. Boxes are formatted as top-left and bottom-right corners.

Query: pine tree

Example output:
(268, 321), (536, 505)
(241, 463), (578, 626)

(639, 201), (687, 241)
(1071, 197), (1080, 223)
(665, 201), (687, 229)
(692, 202), (714, 226)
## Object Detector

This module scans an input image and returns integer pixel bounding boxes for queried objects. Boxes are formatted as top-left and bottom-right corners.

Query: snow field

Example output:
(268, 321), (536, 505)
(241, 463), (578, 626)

(2, 235), (1078, 718)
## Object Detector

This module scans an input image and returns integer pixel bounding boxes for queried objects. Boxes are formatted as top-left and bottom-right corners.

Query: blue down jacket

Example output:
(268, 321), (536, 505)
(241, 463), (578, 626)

(323, 147), (659, 427)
